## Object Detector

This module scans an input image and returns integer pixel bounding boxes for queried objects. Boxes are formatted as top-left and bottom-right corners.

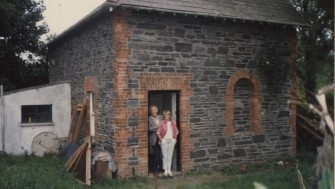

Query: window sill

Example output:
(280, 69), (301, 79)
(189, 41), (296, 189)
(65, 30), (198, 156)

(21, 122), (54, 127)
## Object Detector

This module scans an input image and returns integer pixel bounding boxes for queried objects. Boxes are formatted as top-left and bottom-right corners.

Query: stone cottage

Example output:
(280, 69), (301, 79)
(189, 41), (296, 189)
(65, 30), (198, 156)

(47, 0), (305, 177)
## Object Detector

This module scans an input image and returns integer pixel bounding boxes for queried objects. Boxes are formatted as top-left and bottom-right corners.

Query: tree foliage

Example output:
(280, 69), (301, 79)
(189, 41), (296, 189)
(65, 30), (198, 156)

(0, 0), (49, 91)
(291, 0), (334, 92)
(290, 1), (334, 184)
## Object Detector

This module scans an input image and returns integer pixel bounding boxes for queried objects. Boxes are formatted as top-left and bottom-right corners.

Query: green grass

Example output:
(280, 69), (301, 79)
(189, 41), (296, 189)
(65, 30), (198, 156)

(185, 156), (315, 189)
(0, 153), (150, 189)
(0, 153), (84, 189)
(188, 167), (313, 189)
(0, 152), (315, 189)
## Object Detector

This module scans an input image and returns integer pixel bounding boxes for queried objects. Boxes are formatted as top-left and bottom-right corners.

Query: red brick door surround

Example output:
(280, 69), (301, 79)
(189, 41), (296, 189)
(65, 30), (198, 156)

(137, 72), (194, 173)
(113, 71), (194, 177)
(224, 70), (263, 136)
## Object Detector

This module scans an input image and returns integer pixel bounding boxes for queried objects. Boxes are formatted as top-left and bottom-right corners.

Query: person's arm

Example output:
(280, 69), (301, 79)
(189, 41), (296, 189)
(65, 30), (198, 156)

(148, 118), (157, 133)
(156, 121), (163, 141)
(157, 133), (162, 141)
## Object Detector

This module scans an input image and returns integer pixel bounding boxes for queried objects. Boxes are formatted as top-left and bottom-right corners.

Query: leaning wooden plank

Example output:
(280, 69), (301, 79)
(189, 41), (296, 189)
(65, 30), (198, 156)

(74, 104), (86, 142)
(65, 142), (85, 168)
(68, 105), (78, 141)
(65, 142), (86, 171)
(75, 145), (88, 183)
(67, 143), (87, 171)
(65, 149), (78, 168)
(73, 143), (88, 171)
(68, 104), (85, 141)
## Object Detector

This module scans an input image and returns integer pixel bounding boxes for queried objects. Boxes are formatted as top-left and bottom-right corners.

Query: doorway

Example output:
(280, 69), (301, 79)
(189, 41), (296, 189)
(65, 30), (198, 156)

(148, 90), (181, 173)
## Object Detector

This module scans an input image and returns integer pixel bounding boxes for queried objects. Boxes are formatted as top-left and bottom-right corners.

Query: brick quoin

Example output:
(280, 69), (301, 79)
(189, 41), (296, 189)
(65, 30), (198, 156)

(224, 70), (263, 136)
(111, 9), (133, 178)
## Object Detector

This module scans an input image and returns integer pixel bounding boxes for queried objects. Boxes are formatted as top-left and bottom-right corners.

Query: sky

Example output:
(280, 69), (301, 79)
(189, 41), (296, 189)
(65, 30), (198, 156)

(43, 0), (105, 36)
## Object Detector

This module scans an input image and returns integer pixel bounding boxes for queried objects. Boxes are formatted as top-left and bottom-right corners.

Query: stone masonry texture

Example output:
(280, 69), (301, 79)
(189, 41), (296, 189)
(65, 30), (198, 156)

(48, 8), (297, 177)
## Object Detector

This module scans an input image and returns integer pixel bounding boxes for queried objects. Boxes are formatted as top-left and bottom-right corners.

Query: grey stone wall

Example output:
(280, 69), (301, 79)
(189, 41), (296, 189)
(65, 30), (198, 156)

(48, 13), (116, 153)
(126, 11), (293, 170)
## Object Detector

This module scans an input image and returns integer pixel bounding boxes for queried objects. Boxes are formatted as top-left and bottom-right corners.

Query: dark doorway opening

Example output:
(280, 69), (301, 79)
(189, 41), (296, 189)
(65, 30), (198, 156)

(148, 90), (181, 173)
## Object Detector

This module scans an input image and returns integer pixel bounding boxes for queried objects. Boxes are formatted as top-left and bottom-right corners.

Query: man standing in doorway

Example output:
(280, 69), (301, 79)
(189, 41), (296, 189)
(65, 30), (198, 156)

(149, 105), (162, 177)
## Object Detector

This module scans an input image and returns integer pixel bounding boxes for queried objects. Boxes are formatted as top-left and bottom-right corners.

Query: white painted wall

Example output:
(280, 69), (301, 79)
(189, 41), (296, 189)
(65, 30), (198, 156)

(0, 83), (71, 155)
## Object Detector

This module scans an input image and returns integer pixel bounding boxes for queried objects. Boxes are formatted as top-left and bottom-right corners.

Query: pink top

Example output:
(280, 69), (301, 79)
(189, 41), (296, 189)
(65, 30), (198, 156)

(156, 120), (179, 142)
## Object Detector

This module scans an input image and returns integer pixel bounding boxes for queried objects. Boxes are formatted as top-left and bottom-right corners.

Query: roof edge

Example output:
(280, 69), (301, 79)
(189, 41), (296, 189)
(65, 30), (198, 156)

(47, 1), (308, 46)
(3, 81), (71, 96)
(121, 4), (308, 27)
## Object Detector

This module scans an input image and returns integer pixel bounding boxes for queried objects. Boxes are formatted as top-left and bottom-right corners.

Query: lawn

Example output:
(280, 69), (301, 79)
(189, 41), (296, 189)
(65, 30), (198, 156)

(0, 152), (315, 189)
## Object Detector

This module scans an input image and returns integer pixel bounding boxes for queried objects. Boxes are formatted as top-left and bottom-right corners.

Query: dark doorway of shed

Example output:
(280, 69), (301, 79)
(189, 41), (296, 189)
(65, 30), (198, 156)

(148, 91), (181, 174)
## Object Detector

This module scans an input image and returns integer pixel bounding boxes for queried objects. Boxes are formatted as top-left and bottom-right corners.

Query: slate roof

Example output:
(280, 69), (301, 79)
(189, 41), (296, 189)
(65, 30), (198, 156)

(108, 0), (306, 26)
(48, 0), (305, 46)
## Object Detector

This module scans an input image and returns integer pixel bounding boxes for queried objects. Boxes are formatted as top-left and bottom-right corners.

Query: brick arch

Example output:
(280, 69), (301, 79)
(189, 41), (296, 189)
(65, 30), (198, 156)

(224, 70), (263, 136)
(141, 73), (190, 90)
(137, 72), (194, 173)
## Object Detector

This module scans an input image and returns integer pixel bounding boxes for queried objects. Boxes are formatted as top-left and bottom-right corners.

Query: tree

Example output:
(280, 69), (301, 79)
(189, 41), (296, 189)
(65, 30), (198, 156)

(0, 0), (49, 91)
(291, 0), (334, 152)
(291, 0), (334, 92)
(290, 0), (334, 186)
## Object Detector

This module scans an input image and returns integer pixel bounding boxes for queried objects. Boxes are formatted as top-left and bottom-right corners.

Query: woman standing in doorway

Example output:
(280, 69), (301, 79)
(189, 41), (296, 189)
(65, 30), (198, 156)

(157, 110), (179, 177)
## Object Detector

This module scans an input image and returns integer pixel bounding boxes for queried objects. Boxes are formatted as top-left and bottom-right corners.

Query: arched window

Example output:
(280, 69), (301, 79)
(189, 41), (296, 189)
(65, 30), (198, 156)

(224, 70), (263, 135)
